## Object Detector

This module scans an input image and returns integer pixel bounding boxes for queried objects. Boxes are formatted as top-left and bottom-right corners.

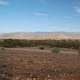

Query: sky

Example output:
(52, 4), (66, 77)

(0, 0), (80, 33)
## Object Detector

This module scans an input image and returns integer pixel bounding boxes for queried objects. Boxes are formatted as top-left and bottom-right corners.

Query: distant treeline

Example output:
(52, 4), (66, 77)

(0, 39), (80, 49)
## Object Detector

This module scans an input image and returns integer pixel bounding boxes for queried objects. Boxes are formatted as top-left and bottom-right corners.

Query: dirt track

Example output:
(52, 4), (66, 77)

(0, 48), (80, 80)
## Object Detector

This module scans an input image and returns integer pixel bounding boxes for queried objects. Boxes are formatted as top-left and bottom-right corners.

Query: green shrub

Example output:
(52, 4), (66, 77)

(0, 47), (5, 50)
(38, 46), (45, 50)
(52, 48), (60, 54)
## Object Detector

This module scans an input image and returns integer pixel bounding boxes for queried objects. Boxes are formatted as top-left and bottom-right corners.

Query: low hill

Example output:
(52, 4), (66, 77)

(0, 32), (80, 40)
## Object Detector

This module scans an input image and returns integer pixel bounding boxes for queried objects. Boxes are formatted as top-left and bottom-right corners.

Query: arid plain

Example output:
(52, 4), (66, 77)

(0, 47), (80, 80)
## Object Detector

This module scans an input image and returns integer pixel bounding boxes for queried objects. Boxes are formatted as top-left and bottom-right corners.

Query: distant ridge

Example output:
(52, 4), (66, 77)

(0, 32), (80, 40)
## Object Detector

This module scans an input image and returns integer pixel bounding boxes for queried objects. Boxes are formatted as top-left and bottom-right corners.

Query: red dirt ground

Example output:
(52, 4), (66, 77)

(0, 48), (80, 80)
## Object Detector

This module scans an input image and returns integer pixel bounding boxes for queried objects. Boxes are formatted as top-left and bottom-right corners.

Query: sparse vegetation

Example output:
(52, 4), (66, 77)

(52, 48), (60, 54)
(0, 47), (5, 50)
(38, 45), (45, 50)
(0, 39), (80, 80)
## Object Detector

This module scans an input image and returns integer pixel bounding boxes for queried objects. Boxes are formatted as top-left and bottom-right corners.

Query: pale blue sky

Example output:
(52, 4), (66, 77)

(0, 0), (80, 33)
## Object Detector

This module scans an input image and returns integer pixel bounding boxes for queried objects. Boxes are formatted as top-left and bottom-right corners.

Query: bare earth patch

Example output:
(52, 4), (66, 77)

(0, 48), (80, 80)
